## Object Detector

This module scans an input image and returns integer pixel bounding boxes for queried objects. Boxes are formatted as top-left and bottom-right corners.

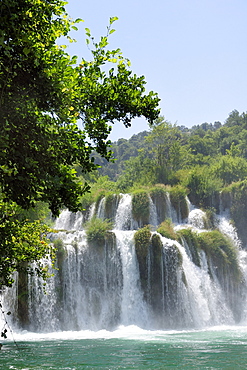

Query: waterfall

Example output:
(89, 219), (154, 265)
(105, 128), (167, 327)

(114, 193), (132, 230)
(114, 230), (148, 327)
(176, 240), (234, 327)
(165, 192), (178, 223)
(97, 197), (106, 219)
(1, 192), (247, 332)
(148, 195), (158, 228)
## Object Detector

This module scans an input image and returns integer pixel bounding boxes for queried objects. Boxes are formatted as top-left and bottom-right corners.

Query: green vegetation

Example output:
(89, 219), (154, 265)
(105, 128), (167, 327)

(0, 200), (55, 288)
(134, 226), (151, 259)
(198, 230), (241, 283)
(177, 228), (201, 267)
(132, 190), (150, 226)
(157, 220), (177, 240)
(177, 228), (241, 282)
(85, 217), (113, 244)
(0, 0), (159, 288)
(97, 111), (247, 215)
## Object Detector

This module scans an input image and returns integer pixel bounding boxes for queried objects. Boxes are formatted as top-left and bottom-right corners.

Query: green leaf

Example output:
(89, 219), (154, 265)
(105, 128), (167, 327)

(74, 18), (84, 23)
(109, 16), (118, 25)
(23, 47), (30, 55)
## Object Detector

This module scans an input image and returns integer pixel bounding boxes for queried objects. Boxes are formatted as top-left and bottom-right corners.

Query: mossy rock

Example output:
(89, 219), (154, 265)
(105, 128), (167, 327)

(134, 226), (151, 295)
(220, 187), (232, 211)
(17, 267), (29, 328)
(169, 185), (189, 221)
(150, 186), (168, 223)
(177, 228), (201, 267)
(104, 193), (119, 221)
(132, 191), (150, 226)
(204, 208), (217, 229)
(198, 230), (241, 282)
(164, 243), (183, 268)
(104, 231), (117, 248)
(151, 233), (163, 252)
(134, 226), (151, 260)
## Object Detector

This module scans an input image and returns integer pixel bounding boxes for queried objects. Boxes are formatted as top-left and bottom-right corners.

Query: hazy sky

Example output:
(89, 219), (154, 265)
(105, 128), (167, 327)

(65, 0), (247, 141)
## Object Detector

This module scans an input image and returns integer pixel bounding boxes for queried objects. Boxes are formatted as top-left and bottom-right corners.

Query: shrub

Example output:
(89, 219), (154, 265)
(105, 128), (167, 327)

(198, 230), (241, 281)
(80, 176), (119, 211)
(85, 217), (113, 244)
(182, 166), (222, 208)
(211, 155), (247, 186)
(157, 219), (177, 240)
(149, 184), (168, 198)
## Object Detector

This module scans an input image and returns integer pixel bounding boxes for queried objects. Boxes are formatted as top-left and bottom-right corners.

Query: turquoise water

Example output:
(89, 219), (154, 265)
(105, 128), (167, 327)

(1, 326), (247, 369)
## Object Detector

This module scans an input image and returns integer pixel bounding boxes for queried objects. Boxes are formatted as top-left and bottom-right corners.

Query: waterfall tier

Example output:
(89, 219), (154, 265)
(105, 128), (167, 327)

(1, 192), (246, 332)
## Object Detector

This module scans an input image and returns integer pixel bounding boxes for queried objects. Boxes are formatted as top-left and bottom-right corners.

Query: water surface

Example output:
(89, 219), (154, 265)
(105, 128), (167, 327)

(1, 325), (247, 369)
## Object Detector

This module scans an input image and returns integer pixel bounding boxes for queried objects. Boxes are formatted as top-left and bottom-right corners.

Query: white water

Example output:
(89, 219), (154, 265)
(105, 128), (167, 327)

(1, 192), (246, 334)
(114, 230), (148, 327)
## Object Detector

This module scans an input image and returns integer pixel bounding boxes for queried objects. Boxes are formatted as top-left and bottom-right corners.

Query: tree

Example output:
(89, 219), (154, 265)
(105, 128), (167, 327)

(0, 0), (160, 289)
(0, 0), (160, 217)
(0, 200), (54, 288)
(145, 117), (186, 183)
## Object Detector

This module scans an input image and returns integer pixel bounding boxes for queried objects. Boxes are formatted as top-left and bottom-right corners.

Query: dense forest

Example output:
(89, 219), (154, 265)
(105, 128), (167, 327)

(81, 109), (247, 202)
(94, 110), (246, 188)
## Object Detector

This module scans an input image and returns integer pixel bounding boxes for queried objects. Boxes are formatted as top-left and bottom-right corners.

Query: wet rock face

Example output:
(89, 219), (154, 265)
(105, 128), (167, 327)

(134, 231), (185, 328)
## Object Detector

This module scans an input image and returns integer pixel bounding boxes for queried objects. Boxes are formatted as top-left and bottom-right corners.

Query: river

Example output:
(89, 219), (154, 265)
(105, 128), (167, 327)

(1, 325), (247, 369)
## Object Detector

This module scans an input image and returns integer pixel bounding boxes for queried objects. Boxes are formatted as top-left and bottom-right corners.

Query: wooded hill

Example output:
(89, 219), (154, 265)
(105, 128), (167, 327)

(89, 110), (247, 200)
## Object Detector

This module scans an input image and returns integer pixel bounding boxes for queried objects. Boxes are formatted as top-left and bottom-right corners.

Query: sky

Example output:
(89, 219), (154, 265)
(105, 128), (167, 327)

(64, 0), (247, 142)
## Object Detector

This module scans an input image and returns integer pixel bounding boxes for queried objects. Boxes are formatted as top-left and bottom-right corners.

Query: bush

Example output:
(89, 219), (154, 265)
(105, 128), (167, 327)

(182, 166), (222, 207)
(80, 176), (119, 211)
(211, 155), (247, 186)
(85, 217), (113, 244)
(157, 219), (177, 240)
(198, 230), (240, 280)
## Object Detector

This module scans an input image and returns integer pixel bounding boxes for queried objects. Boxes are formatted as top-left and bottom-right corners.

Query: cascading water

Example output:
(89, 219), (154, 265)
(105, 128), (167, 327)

(1, 191), (247, 333)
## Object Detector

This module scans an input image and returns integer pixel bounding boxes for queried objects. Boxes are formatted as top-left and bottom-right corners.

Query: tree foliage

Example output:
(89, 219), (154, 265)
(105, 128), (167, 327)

(0, 0), (160, 288)
(0, 0), (160, 216)
(0, 200), (54, 288)
(95, 109), (247, 210)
